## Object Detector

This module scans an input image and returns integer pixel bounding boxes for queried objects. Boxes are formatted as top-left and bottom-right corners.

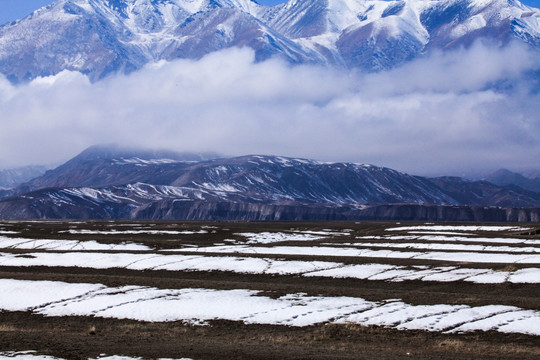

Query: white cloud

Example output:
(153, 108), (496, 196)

(0, 42), (539, 175)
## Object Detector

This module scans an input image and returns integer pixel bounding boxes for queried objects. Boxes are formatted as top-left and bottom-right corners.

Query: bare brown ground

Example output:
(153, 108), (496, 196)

(0, 311), (539, 360)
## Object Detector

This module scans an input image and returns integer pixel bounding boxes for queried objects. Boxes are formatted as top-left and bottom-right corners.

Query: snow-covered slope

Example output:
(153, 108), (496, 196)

(0, 0), (313, 81)
(270, 0), (540, 70)
(0, 0), (539, 81)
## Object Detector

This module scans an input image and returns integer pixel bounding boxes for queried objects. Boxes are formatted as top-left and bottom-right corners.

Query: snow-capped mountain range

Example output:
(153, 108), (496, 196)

(0, 0), (539, 81)
(0, 145), (539, 221)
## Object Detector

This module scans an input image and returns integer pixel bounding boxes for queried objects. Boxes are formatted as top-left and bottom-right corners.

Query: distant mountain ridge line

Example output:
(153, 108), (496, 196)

(0, 0), (539, 81)
(0, 165), (47, 190)
(485, 168), (540, 193)
(0, 145), (539, 221)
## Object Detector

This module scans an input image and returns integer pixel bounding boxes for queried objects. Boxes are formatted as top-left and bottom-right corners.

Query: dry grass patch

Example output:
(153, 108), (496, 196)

(446, 296), (482, 306)
(495, 265), (518, 272)
(0, 324), (18, 332)
(435, 338), (540, 357)
(318, 323), (380, 340)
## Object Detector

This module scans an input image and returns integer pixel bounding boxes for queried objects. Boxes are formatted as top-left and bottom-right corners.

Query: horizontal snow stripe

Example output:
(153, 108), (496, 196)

(180, 245), (540, 264)
(334, 242), (540, 253)
(0, 236), (150, 251)
(0, 252), (341, 276)
(0, 252), (539, 284)
(1, 233), (538, 252)
(234, 232), (326, 244)
(357, 235), (540, 245)
(59, 230), (208, 235)
(0, 279), (538, 335)
(385, 226), (531, 232)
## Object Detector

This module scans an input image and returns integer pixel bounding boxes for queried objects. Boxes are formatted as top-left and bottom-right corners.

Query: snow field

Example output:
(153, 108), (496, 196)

(0, 251), (538, 284)
(0, 223), (538, 341)
(0, 224), (539, 285)
(0, 279), (538, 336)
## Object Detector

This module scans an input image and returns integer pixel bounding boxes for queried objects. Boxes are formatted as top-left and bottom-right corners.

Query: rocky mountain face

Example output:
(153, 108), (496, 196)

(0, 145), (539, 221)
(0, 0), (539, 81)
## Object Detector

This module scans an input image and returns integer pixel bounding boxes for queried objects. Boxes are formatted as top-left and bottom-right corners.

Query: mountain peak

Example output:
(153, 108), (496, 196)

(68, 144), (218, 163)
(1, 0), (539, 82)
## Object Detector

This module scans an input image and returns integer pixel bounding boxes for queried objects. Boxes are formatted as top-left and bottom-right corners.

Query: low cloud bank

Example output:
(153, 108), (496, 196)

(0, 41), (539, 175)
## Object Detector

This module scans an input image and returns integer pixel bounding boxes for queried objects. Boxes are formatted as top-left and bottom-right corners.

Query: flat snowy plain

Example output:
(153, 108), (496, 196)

(0, 221), (538, 359)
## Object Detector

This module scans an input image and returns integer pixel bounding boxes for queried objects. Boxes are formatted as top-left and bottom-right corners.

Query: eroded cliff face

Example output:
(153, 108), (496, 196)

(130, 200), (356, 221)
(131, 201), (540, 222)
(1, 192), (538, 221)
(353, 204), (540, 222)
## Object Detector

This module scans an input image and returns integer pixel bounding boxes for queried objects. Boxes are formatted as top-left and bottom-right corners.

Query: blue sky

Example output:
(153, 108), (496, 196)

(1, 0), (540, 25)
(0, 0), (285, 25)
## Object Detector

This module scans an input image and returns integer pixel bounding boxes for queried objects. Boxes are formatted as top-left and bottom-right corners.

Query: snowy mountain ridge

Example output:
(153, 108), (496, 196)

(1, 146), (540, 221)
(0, 0), (539, 81)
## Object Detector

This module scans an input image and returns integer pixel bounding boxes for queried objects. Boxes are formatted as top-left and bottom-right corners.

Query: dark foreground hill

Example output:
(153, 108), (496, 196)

(0, 145), (539, 221)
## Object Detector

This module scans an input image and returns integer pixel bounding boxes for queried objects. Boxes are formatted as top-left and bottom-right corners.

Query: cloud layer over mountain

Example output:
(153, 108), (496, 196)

(0, 41), (539, 175)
